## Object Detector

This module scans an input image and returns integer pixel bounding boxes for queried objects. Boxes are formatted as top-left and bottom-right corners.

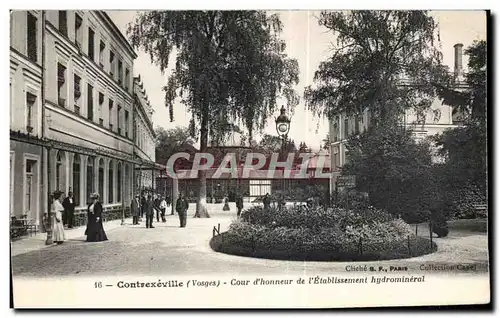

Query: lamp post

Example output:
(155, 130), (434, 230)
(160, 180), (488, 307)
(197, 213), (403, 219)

(275, 106), (291, 203)
(45, 141), (54, 245)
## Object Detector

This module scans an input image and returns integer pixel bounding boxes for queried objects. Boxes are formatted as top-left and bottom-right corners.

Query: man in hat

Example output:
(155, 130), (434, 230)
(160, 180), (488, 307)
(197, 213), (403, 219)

(145, 194), (155, 229)
(175, 192), (189, 228)
(131, 194), (141, 225)
(236, 192), (244, 218)
(62, 191), (77, 228)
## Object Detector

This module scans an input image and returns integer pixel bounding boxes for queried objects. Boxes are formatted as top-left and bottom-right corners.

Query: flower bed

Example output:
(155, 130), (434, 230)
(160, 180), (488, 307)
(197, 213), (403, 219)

(211, 205), (437, 261)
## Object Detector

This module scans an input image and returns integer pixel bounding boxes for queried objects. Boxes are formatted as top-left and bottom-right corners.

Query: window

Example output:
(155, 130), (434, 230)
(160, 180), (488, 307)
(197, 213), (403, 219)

(108, 99), (114, 130)
(88, 28), (95, 61)
(26, 92), (36, 133)
(117, 105), (121, 135)
(333, 123), (338, 142)
(98, 92), (104, 125)
(118, 60), (123, 85)
(87, 83), (93, 121)
(57, 63), (67, 107)
(74, 13), (83, 49)
(125, 110), (129, 138)
(355, 115), (360, 134)
(99, 40), (105, 68)
(58, 11), (67, 36)
(125, 68), (130, 91)
(343, 118), (349, 139)
(27, 12), (37, 62)
(73, 74), (81, 114)
(133, 120), (137, 143)
(109, 51), (115, 77)
(25, 159), (36, 213)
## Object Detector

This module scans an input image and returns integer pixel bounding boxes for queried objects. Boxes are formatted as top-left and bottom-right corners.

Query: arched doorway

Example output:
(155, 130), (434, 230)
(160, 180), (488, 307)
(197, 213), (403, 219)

(124, 164), (130, 203)
(55, 150), (65, 192)
(86, 156), (95, 203)
(108, 160), (114, 203)
(117, 162), (122, 202)
(98, 158), (104, 200)
(72, 154), (81, 204)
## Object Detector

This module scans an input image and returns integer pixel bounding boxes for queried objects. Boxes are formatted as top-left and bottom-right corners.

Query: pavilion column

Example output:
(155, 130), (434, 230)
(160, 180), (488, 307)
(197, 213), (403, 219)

(172, 177), (178, 215)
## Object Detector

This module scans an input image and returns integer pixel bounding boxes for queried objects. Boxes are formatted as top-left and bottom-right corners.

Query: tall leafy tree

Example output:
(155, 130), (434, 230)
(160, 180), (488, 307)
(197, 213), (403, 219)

(431, 40), (487, 213)
(155, 126), (196, 166)
(128, 11), (299, 217)
(304, 11), (449, 125)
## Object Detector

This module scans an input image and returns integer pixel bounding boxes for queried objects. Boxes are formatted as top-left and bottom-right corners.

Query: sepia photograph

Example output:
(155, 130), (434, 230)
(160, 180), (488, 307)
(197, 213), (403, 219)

(8, 5), (490, 309)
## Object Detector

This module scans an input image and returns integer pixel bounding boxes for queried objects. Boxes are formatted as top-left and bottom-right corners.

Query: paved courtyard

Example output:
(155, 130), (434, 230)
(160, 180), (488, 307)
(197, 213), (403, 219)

(11, 204), (490, 278)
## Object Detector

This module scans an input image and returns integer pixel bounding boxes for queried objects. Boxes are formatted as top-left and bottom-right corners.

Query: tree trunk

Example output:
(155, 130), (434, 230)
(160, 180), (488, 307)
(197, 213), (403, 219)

(194, 114), (210, 218)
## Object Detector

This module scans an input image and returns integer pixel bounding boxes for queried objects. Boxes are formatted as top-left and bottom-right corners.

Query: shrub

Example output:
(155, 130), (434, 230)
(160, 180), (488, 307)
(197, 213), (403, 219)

(240, 204), (393, 230)
(215, 205), (435, 261)
(211, 222), (436, 261)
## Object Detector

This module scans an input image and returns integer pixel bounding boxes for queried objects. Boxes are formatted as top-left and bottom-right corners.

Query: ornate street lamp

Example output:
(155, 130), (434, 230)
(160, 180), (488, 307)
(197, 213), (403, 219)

(275, 106), (291, 138)
(275, 106), (291, 202)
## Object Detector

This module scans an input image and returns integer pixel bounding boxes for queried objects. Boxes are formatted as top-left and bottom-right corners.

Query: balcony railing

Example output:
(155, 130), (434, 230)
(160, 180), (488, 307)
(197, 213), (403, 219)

(74, 105), (80, 114)
(26, 126), (33, 134)
(99, 118), (103, 126)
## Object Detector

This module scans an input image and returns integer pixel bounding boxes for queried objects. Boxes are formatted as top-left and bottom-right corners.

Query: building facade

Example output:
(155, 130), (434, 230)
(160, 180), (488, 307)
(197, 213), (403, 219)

(10, 10), (160, 231)
(132, 75), (158, 193)
(329, 43), (468, 193)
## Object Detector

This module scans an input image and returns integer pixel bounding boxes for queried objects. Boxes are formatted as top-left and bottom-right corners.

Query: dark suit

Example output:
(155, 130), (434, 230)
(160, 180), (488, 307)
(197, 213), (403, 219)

(236, 196), (244, 218)
(131, 198), (140, 225)
(145, 199), (154, 228)
(62, 196), (77, 228)
(176, 198), (189, 227)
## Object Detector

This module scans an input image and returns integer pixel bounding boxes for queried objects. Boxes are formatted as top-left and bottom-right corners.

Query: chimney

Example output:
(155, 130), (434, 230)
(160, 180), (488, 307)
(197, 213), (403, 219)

(454, 43), (464, 80)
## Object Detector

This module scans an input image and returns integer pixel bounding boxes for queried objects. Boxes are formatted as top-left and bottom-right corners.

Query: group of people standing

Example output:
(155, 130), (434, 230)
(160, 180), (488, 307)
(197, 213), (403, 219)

(49, 191), (108, 245)
(131, 192), (189, 228)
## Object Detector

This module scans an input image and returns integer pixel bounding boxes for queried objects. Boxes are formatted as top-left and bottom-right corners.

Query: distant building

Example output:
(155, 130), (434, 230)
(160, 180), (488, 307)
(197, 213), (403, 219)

(10, 10), (162, 231)
(329, 43), (468, 194)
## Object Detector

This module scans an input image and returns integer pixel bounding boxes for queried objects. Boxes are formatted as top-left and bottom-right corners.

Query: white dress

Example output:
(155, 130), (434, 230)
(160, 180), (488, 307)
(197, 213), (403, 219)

(52, 200), (66, 242)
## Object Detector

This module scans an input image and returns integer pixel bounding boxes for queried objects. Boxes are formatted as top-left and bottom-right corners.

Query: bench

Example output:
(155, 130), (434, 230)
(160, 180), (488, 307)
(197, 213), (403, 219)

(473, 204), (488, 218)
(10, 217), (37, 239)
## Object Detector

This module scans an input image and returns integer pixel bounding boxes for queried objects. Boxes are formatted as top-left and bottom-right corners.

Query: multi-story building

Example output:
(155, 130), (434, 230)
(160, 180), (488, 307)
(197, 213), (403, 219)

(10, 10), (45, 224)
(132, 75), (158, 192)
(329, 43), (467, 193)
(10, 10), (161, 231)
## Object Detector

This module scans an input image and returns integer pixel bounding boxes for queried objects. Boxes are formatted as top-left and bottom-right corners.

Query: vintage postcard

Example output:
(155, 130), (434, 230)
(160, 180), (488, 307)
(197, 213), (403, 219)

(9, 8), (489, 308)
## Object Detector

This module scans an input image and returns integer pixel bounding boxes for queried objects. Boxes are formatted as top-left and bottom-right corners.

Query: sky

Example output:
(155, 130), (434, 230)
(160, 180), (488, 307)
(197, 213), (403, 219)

(107, 10), (487, 150)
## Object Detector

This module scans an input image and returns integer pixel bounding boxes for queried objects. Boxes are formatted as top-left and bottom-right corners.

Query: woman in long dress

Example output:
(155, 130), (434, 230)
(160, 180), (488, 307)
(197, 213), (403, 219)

(86, 193), (108, 242)
(52, 191), (66, 244)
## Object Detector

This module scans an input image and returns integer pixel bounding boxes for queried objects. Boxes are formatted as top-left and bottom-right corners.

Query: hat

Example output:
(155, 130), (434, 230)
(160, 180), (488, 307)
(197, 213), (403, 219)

(90, 192), (100, 199)
(52, 190), (63, 198)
